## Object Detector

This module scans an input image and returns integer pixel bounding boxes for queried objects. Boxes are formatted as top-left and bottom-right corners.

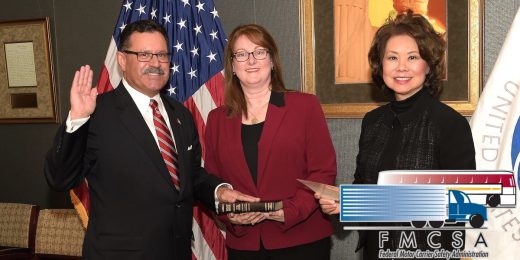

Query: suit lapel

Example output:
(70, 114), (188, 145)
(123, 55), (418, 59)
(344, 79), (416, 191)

(114, 86), (178, 191)
(257, 92), (287, 185)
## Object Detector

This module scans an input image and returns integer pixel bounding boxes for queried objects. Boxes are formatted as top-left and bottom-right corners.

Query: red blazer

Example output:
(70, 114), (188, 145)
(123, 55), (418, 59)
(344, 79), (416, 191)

(205, 91), (337, 250)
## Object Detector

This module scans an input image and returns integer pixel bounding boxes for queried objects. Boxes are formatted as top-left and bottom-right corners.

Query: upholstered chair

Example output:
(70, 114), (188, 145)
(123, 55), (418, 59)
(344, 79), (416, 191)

(34, 209), (84, 259)
(0, 203), (39, 259)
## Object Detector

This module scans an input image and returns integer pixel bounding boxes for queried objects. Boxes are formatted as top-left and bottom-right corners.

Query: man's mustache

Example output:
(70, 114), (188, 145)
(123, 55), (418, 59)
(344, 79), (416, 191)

(143, 67), (165, 75)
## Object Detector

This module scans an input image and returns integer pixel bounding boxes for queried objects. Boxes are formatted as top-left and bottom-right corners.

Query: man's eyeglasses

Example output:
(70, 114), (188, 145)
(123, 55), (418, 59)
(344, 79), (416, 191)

(122, 50), (171, 63)
(233, 49), (269, 62)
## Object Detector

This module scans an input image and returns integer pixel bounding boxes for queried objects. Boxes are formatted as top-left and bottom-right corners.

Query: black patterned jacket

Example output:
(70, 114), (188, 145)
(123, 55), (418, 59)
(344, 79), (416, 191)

(354, 90), (476, 184)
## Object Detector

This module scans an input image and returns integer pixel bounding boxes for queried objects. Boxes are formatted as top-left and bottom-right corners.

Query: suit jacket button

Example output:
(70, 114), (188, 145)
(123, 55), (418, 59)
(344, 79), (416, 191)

(176, 203), (182, 208)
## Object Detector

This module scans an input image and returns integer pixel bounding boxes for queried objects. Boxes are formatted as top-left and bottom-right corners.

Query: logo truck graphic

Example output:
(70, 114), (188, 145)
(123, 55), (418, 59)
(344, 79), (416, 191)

(377, 170), (517, 208)
(339, 185), (487, 228)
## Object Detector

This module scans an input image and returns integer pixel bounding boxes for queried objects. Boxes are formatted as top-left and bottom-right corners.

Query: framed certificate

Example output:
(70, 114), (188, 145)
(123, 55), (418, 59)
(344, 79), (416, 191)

(0, 18), (58, 123)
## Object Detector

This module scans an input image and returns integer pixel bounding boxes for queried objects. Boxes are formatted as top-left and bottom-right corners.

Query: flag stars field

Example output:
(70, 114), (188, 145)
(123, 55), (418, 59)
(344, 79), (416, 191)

(196, 1), (205, 12)
(174, 41), (183, 52)
(168, 85), (176, 95)
(210, 7), (218, 18)
(171, 63), (180, 74)
(177, 18), (187, 29)
(163, 13), (171, 23)
(210, 30), (218, 40)
(136, 4), (146, 15)
(188, 67), (197, 79)
(194, 24), (202, 35)
(119, 23), (126, 31)
(191, 46), (199, 57)
(206, 51), (217, 62)
(123, 0), (132, 11)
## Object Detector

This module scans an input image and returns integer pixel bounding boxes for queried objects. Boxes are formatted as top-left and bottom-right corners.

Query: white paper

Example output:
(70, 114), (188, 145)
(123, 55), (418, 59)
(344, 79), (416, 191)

(5, 42), (37, 87)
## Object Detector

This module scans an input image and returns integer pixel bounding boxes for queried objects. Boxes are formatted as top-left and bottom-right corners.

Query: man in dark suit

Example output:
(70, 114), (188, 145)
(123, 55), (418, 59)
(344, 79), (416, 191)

(44, 20), (257, 260)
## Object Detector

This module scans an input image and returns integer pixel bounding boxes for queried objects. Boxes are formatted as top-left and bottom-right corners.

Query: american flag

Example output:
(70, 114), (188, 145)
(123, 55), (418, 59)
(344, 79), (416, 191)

(469, 7), (520, 258)
(70, 0), (227, 259)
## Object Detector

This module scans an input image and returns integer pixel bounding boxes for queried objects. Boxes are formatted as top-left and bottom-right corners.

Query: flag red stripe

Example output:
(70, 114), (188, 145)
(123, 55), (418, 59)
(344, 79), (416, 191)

(193, 202), (227, 259)
(204, 72), (225, 107)
(185, 92), (228, 260)
(73, 179), (90, 214)
(97, 65), (114, 93)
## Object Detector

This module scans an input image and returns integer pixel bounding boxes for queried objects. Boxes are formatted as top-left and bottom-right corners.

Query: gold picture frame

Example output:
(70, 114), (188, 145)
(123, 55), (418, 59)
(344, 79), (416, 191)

(300, 0), (482, 118)
(0, 18), (58, 123)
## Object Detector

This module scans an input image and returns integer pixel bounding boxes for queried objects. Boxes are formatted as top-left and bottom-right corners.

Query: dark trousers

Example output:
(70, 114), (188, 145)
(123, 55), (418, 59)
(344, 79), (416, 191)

(228, 237), (331, 260)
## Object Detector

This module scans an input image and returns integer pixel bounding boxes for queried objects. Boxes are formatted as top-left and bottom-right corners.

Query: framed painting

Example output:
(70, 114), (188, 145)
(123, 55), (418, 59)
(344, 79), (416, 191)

(0, 18), (58, 123)
(300, 0), (482, 118)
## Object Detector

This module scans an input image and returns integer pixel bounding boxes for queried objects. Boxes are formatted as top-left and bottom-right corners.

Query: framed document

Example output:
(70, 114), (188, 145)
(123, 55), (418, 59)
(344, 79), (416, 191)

(0, 18), (58, 123)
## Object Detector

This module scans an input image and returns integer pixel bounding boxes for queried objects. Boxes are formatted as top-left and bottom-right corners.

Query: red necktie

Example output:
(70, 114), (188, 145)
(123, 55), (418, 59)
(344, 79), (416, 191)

(150, 99), (180, 190)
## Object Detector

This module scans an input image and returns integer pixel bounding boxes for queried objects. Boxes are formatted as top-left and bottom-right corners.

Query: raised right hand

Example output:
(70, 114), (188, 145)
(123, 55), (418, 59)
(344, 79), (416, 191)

(70, 65), (97, 120)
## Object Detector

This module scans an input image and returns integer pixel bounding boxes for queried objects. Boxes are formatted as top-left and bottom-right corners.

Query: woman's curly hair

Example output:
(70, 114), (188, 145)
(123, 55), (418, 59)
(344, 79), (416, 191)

(368, 10), (446, 96)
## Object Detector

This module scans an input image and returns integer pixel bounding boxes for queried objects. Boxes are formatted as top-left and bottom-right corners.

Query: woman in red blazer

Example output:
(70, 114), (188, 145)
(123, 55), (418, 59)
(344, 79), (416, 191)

(204, 24), (337, 259)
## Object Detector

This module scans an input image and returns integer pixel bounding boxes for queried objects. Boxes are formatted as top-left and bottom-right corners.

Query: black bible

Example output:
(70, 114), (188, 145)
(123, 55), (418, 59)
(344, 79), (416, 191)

(217, 201), (283, 214)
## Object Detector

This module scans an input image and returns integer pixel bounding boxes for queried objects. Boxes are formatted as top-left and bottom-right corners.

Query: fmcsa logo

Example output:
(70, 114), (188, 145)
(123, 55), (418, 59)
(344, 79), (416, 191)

(339, 185), (488, 228)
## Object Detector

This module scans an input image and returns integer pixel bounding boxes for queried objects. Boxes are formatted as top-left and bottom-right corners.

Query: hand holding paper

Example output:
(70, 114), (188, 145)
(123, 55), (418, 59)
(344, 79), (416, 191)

(297, 179), (339, 201)
(297, 179), (340, 215)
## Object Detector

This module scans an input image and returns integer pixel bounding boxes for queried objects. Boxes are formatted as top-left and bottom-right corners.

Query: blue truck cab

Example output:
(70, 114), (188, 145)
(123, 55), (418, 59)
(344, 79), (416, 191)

(447, 189), (487, 228)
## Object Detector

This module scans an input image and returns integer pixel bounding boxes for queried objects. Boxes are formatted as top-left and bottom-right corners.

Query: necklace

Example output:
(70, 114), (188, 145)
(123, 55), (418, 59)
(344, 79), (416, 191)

(244, 88), (271, 124)
(247, 101), (268, 124)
